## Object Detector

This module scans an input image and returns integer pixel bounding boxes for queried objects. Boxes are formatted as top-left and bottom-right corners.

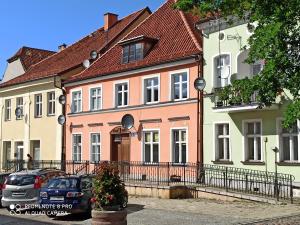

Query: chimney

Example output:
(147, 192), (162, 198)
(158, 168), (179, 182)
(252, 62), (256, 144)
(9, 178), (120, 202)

(58, 43), (67, 52)
(104, 13), (118, 31)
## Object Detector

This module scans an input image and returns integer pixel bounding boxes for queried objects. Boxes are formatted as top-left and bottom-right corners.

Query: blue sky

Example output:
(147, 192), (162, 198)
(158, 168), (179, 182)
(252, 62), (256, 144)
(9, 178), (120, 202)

(0, 0), (165, 78)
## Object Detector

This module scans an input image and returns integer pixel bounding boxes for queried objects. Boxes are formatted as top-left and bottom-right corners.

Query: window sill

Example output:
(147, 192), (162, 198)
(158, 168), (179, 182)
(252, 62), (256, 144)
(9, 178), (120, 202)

(34, 116), (42, 119)
(212, 160), (233, 165)
(241, 161), (265, 165)
(277, 162), (300, 166)
(47, 114), (56, 117)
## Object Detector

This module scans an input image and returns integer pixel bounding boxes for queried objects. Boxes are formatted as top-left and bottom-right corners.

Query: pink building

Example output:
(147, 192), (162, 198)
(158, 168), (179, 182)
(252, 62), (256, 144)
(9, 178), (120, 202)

(64, 0), (202, 165)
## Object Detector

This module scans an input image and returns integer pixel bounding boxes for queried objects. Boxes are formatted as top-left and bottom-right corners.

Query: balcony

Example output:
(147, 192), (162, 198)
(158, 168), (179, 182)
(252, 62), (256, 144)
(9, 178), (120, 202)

(212, 87), (278, 113)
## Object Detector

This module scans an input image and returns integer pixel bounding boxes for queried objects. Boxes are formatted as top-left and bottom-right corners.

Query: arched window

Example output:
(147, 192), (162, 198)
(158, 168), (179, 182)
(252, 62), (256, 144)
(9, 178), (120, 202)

(237, 50), (264, 80)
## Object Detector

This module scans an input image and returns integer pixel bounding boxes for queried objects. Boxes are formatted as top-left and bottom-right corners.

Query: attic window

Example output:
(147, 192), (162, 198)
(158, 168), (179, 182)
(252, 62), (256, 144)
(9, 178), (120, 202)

(122, 43), (143, 64)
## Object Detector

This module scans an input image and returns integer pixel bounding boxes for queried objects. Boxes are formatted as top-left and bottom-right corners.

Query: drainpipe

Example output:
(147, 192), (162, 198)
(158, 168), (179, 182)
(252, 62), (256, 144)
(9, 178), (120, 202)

(54, 76), (66, 163)
(194, 53), (204, 164)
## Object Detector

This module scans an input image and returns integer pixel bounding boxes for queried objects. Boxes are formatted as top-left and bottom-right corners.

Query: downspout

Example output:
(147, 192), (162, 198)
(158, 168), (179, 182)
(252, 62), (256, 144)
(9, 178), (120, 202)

(54, 76), (66, 162)
(195, 53), (204, 164)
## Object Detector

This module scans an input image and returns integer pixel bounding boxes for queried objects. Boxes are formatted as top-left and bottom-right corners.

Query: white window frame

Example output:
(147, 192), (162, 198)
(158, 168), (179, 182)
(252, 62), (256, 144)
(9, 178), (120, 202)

(276, 118), (300, 162)
(212, 53), (231, 88)
(170, 128), (188, 164)
(89, 85), (102, 111)
(169, 69), (189, 101)
(113, 80), (129, 108)
(242, 119), (263, 162)
(47, 92), (56, 116)
(35, 94), (43, 118)
(214, 122), (231, 161)
(72, 133), (82, 162)
(142, 74), (160, 104)
(16, 97), (24, 120)
(71, 89), (82, 113)
(142, 129), (160, 163)
(5, 99), (11, 121)
(90, 132), (101, 163)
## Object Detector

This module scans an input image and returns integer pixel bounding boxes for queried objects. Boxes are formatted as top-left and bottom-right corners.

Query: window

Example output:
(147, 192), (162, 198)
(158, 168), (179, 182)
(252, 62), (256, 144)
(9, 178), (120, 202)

(171, 72), (188, 100)
(72, 134), (82, 162)
(16, 97), (24, 119)
(172, 129), (187, 164)
(278, 120), (299, 162)
(90, 133), (101, 162)
(115, 82), (128, 107)
(237, 50), (264, 80)
(47, 92), (55, 116)
(5, 99), (11, 121)
(143, 131), (159, 163)
(214, 54), (230, 87)
(35, 94), (42, 117)
(90, 87), (102, 111)
(122, 43), (143, 63)
(72, 91), (82, 113)
(144, 77), (159, 103)
(215, 124), (230, 161)
(244, 121), (262, 161)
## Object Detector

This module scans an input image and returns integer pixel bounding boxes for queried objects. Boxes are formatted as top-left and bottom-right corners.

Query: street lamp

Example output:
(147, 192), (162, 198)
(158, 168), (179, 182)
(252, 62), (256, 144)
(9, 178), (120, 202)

(272, 146), (279, 201)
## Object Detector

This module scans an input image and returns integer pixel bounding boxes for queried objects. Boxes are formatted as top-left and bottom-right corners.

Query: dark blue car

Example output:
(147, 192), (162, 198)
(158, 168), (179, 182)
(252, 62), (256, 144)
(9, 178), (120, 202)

(39, 175), (93, 217)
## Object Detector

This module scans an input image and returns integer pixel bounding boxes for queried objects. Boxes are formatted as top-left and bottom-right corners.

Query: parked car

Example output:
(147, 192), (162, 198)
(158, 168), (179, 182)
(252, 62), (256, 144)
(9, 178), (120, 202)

(39, 175), (94, 217)
(1, 168), (65, 208)
(0, 172), (11, 207)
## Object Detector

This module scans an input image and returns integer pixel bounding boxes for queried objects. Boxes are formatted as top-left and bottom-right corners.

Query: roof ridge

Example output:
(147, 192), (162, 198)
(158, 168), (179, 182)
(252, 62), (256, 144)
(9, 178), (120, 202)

(24, 7), (148, 75)
(21, 46), (56, 53)
(178, 10), (202, 51)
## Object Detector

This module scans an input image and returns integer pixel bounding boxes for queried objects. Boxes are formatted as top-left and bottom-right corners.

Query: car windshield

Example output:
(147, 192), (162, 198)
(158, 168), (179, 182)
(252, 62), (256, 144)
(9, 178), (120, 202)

(6, 175), (36, 186)
(47, 178), (79, 189)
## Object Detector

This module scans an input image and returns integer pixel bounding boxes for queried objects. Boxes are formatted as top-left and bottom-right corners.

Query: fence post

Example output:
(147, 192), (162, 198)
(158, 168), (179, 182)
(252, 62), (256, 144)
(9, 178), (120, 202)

(225, 167), (228, 192)
(290, 175), (293, 204)
(86, 161), (88, 174)
(184, 164), (186, 186)
(245, 175), (248, 192)
(157, 163), (160, 186)
(72, 161), (75, 175)
(167, 162), (170, 186)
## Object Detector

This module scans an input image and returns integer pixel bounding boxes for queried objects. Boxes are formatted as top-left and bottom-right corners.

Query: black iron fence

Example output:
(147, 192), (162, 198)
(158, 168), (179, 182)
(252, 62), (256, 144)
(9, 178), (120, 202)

(1, 160), (295, 203)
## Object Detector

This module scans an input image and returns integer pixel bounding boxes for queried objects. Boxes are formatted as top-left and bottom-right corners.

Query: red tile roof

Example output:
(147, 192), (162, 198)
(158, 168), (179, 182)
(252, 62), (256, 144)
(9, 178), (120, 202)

(0, 7), (150, 88)
(67, 0), (202, 83)
(7, 46), (56, 70)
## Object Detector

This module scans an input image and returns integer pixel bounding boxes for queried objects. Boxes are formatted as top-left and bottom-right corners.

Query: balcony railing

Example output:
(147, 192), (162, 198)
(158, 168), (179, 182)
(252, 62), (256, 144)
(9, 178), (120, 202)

(1, 160), (295, 203)
(213, 87), (259, 108)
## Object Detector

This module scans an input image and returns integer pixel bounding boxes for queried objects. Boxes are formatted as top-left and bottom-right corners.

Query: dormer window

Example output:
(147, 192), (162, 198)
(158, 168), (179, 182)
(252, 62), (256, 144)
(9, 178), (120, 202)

(119, 35), (158, 64)
(123, 43), (143, 63)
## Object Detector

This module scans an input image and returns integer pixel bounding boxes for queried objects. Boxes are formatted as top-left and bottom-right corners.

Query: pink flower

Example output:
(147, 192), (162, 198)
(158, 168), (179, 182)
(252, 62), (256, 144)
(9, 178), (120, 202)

(90, 197), (97, 203)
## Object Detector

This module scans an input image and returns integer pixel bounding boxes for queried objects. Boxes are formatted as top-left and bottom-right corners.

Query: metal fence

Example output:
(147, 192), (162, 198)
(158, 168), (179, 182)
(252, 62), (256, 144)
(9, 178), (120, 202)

(2, 160), (295, 203)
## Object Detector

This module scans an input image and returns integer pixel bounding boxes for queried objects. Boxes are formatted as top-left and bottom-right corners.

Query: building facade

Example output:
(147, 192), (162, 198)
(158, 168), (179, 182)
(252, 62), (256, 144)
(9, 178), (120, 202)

(64, 0), (202, 165)
(0, 8), (150, 169)
(202, 20), (300, 184)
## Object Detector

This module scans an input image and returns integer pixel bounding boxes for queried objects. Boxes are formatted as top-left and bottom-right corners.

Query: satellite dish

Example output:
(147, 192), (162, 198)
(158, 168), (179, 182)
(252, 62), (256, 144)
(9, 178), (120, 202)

(90, 50), (98, 60)
(58, 95), (66, 105)
(58, 115), (66, 125)
(121, 114), (134, 130)
(194, 77), (206, 91)
(15, 107), (22, 117)
(83, 59), (90, 69)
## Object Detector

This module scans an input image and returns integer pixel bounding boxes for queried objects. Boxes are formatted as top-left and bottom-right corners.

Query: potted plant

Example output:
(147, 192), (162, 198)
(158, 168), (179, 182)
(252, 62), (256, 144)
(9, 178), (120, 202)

(91, 161), (128, 225)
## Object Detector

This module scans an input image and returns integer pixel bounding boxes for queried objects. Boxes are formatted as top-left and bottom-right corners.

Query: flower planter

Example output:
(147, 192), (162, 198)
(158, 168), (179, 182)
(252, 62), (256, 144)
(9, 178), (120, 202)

(92, 209), (127, 225)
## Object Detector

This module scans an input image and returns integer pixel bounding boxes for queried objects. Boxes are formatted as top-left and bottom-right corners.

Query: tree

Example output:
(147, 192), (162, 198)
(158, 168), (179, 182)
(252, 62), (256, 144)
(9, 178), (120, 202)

(174, 0), (300, 127)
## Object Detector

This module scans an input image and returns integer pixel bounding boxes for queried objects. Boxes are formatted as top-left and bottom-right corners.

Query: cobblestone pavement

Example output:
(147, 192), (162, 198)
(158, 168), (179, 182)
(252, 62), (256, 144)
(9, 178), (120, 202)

(0, 197), (299, 225)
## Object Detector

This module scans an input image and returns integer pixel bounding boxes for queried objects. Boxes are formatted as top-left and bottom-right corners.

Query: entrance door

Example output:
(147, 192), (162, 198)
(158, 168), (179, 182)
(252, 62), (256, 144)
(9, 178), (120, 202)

(110, 126), (131, 162)
(15, 142), (24, 171)
(111, 133), (130, 162)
